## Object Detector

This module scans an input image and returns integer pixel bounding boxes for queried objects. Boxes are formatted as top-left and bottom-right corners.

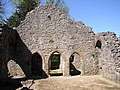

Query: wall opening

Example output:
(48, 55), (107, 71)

(7, 60), (25, 78)
(69, 52), (81, 76)
(31, 52), (43, 76)
(95, 40), (104, 75)
(95, 40), (102, 49)
(49, 51), (63, 76)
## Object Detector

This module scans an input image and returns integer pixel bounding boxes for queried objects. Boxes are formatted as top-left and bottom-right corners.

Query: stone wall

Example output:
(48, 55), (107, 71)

(96, 32), (120, 83)
(0, 23), (13, 79)
(0, 23), (3, 79)
(0, 4), (119, 84)
(17, 4), (97, 76)
(0, 23), (31, 78)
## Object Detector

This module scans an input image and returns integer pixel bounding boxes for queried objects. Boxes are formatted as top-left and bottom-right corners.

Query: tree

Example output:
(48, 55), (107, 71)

(7, 0), (40, 27)
(6, 0), (69, 28)
(46, 0), (69, 14)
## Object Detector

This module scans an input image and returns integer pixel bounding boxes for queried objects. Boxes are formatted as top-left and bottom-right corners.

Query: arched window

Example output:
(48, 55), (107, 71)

(95, 40), (102, 49)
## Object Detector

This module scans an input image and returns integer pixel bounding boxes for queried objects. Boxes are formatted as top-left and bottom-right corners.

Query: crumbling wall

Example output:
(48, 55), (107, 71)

(17, 4), (97, 76)
(96, 32), (120, 83)
(0, 24), (11, 79)
(0, 24), (13, 78)
(0, 23), (4, 79)
(0, 23), (31, 78)
(0, 4), (119, 84)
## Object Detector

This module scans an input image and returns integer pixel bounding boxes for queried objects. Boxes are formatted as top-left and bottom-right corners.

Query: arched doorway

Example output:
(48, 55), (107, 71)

(69, 52), (81, 76)
(48, 51), (63, 76)
(31, 52), (43, 76)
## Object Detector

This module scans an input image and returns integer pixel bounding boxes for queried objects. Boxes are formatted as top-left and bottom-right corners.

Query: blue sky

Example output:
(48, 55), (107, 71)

(65, 0), (120, 36)
(4, 0), (120, 36)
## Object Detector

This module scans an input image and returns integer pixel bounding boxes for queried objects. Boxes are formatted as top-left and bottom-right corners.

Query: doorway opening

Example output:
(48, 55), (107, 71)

(69, 52), (81, 76)
(49, 51), (63, 76)
(31, 52), (43, 76)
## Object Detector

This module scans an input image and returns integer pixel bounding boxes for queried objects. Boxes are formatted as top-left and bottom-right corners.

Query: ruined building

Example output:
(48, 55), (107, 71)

(0, 4), (120, 83)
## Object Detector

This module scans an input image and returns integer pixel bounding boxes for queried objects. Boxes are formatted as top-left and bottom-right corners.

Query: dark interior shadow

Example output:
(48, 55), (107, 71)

(31, 52), (48, 79)
(31, 52), (43, 75)
(70, 63), (81, 76)
(0, 27), (48, 89)
(10, 30), (48, 79)
(0, 78), (24, 90)
(69, 55), (81, 76)
(6, 30), (32, 77)
(50, 73), (63, 76)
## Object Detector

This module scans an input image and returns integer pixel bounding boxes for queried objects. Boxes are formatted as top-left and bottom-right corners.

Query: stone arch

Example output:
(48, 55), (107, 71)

(31, 52), (43, 76)
(69, 51), (83, 76)
(48, 51), (63, 76)
(7, 60), (25, 78)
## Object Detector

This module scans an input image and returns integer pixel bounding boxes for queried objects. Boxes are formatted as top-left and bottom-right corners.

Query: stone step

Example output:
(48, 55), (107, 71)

(49, 69), (62, 75)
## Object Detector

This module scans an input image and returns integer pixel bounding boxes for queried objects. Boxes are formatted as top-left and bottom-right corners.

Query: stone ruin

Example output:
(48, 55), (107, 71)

(0, 4), (120, 83)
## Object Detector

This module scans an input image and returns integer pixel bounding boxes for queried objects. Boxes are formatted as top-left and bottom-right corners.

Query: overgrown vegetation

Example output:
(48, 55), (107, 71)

(50, 54), (60, 70)
(46, 0), (69, 14)
(6, 0), (40, 27)
(6, 0), (69, 28)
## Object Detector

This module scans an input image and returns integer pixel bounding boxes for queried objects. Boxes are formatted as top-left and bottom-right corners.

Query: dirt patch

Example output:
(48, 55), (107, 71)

(18, 75), (120, 90)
